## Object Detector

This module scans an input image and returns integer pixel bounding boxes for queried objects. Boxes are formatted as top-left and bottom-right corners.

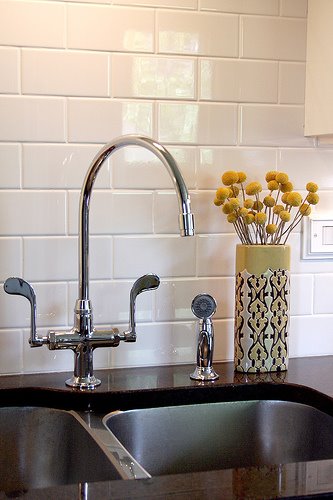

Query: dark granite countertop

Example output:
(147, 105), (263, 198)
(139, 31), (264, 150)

(2, 356), (333, 499)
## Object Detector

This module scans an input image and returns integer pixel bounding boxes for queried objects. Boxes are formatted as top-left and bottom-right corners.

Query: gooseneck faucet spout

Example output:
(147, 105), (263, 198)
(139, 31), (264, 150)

(4, 135), (195, 390)
(79, 135), (194, 303)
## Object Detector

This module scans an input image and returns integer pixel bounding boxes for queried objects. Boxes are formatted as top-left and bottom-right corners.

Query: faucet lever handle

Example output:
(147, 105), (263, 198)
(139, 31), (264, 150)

(124, 273), (160, 342)
(3, 277), (44, 347)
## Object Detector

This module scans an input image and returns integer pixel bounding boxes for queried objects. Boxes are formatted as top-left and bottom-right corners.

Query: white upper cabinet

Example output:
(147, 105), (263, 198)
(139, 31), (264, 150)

(305, 0), (333, 138)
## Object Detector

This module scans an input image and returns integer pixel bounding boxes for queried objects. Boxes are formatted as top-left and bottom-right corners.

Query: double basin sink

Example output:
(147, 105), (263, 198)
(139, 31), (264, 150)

(3, 383), (333, 494)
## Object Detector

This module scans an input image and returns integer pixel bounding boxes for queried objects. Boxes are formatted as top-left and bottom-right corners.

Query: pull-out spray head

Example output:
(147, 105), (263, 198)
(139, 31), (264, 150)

(190, 293), (219, 382)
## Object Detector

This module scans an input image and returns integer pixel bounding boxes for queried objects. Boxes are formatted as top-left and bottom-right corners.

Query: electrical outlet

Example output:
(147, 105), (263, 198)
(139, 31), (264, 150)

(302, 213), (333, 259)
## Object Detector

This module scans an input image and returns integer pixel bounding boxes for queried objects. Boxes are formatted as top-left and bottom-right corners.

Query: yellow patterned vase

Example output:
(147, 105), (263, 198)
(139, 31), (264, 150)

(234, 244), (290, 373)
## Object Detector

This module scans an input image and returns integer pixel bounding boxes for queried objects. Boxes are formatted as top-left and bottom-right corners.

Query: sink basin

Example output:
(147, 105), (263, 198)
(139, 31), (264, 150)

(103, 399), (333, 476)
(0, 406), (123, 494)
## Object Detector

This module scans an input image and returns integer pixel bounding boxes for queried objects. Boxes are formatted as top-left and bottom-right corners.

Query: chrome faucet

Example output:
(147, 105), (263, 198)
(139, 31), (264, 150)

(4, 135), (195, 389)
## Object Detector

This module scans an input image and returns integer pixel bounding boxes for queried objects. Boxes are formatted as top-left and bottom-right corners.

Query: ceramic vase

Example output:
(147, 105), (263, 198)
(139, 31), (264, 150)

(234, 244), (290, 373)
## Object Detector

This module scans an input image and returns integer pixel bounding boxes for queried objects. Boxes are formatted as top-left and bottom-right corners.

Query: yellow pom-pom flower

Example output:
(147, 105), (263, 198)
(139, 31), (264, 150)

(276, 172), (289, 184)
(263, 195), (275, 207)
(222, 202), (234, 214)
(222, 170), (239, 186)
(287, 192), (302, 207)
(237, 171), (247, 183)
(230, 185), (240, 197)
(265, 171), (277, 182)
(245, 181), (262, 196)
(213, 198), (223, 206)
(279, 210), (291, 222)
(300, 204), (311, 216)
(229, 197), (240, 209)
(280, 181), (293, 193)
(239, 207), (248, 217)
(273, 204), (284, 214)
(266, 224), (277, 234)
(245, 213), (255, 224)
(281, 192), (290, 204)
(306, 182), (318, 193)
(267, 180), (279, 191)
(216, 187), (230, 201)
(307, 192), (319, 205)
(253, 200), (264, 211)
(255, 212), (267, 225)
(227, 213), (237, 223)
(244, 198), (254, 209)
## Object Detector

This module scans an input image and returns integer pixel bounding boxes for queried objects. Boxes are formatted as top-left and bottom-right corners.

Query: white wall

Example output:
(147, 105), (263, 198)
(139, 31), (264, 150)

(0, 0), (332, 375)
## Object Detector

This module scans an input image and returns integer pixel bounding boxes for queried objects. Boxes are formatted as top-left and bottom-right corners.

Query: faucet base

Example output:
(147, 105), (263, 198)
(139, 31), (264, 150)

(190, 366), (219, 382)
(65, 375), (101, 390)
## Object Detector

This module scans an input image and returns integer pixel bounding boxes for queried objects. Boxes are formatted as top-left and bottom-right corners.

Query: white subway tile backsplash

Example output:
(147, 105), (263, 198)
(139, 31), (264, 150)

(155, 277), (234, 322)
(0, 237), (22, 281)
(197, 147), (277, 189)
(0, 191), (66, 236)
(200, 59), (278, 103)
(110, 321), (196, 368)
(112, 145), (196, 189)
(240, 105), (313, 147)
(0, 330), (23, 374)
(200, 0), (279, 15)
(157, 11), (238, 56)
(22, 50), (109, 97)
(280, 0), (308, 18)
(278, 149), (333, 189)
(0, 96), (65, 142)
(68, 191), (153, 235)
(158, 102), (238, 145)
(241, 16), (307, 61)
(113, 236), (196, 278)
(0, 47), (19, 93)
(0, 144), (21, 188)
(0, 0), (333, 374)
(67, 4), (154, 52)
(0, 1), (65, 48)
(279, 62), (306, 104)
(68, 99), (153, 143)
(112, 54), (196, 100)
(22, 144), (110, 189)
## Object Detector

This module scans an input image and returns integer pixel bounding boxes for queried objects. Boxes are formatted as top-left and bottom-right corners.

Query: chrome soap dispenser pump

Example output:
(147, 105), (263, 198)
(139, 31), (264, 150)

(190, 294), (219, 381)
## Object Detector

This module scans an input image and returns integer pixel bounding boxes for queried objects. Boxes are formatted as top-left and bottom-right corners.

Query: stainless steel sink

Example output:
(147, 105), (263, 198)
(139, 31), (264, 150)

(0, 406), (123, 494)
(103, 399), (333, 476)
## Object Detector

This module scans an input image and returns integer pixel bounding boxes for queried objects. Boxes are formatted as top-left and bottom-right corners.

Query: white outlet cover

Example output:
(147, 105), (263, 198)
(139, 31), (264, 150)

(302, 213), (333, 260)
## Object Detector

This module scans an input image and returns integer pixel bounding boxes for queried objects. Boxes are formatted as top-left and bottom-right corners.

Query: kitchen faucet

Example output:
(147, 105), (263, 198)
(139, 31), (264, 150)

(4, 135), (195, 389)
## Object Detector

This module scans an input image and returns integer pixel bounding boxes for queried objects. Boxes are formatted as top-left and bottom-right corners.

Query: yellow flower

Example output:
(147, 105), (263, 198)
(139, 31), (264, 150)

(237, 171), (247, 183)
(239, 207), (248, 217)
(307, 192), (319, 205)
(263, 195), (275, 208)
(244, 213), (255, 224)
(255, 212), (267, 225)
(281, 192), (290, 204)
(230, 185), (240, 197)
(306, 182), (318, 193)
(276, 172), (289, 184)
(253, 200), (264, 211)
(245, 181), (262, 196)
(222, 202), (234, 214)
(267, 180), (279, 191)
(280, 181), (294, 193)
(213, 197), (223, 206)
(216, 187), (230, 201)
(229, 197), (240, 209)
(222, 170), (239, 186)
(227, 213), (237, 223)
(265, 171), (277, 182)
(273, 204), (284, 214)
(244, 198), (254, 209)
(279, 210), (291, 222)
(266, 224), (277, 234)
(287, 192), (302, 207)
(300, 204), (311, 216)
